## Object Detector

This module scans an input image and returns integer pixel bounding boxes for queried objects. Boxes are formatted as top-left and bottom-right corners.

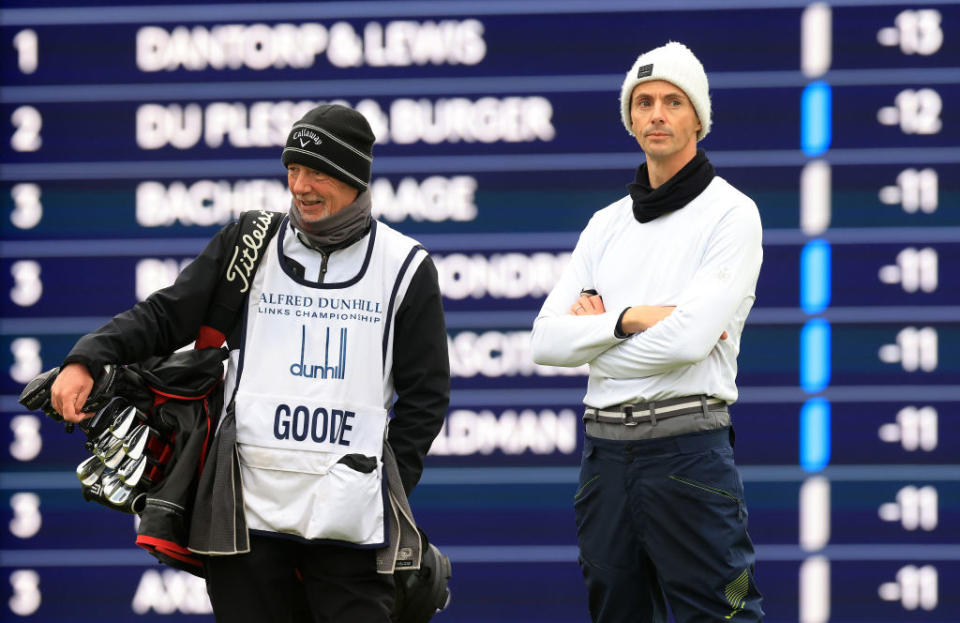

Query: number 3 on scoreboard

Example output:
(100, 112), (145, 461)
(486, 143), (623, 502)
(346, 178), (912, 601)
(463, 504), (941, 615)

(8, 569), (41, 616)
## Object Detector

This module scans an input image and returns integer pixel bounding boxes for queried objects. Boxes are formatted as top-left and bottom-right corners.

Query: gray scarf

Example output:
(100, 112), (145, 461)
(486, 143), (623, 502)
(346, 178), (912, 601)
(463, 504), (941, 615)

(288, 189), (372, 251)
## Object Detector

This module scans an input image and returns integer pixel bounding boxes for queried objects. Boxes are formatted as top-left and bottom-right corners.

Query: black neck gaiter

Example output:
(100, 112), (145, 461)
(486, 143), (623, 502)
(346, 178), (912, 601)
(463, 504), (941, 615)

(289, 189), (372, 253)
(627, 149), (715, 223)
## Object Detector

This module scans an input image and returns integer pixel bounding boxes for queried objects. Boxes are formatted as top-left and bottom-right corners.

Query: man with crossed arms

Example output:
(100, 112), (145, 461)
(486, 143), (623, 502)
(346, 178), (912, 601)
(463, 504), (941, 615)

(532, 41), (765, 622)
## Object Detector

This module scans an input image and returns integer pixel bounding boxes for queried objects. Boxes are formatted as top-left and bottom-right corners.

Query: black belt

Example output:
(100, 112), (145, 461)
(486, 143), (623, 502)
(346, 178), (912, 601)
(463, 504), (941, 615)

(583, 395), (727, 427)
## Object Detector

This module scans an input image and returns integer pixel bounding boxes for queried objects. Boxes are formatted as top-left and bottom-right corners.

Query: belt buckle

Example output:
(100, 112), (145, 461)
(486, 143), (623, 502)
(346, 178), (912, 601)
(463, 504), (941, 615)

(622, 404), (638, 426)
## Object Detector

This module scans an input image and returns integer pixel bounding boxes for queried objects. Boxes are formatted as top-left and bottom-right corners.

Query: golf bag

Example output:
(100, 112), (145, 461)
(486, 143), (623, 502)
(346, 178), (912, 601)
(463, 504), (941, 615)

(19, 346), (228, 575)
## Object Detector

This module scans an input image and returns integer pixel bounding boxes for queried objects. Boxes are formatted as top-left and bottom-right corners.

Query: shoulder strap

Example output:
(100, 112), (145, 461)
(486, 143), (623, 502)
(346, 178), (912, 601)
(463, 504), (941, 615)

(196, 210), (284, 348)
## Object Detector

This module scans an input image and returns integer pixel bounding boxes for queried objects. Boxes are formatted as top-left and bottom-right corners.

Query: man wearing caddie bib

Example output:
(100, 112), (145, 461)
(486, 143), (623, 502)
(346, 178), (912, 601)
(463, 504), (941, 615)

(51, 104), (450, 622)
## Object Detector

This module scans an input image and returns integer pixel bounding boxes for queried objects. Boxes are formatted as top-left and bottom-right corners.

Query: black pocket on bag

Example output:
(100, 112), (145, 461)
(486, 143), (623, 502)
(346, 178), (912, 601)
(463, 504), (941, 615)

(337, 453), (377, 473)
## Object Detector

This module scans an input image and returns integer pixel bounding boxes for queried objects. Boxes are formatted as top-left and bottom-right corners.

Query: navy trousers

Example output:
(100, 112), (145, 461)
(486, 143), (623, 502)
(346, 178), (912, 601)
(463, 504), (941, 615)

(574, 427), (763, 622)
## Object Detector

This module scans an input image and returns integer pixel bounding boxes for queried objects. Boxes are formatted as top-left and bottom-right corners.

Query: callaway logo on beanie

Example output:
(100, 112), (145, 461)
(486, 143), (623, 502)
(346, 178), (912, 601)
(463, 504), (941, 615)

(281, 104), (376, 190)
(620, 41), (712, 141)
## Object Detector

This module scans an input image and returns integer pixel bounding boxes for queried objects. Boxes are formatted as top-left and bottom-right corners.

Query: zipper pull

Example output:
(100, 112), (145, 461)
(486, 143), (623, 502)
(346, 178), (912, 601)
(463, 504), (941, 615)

(318, 251), (329, 284)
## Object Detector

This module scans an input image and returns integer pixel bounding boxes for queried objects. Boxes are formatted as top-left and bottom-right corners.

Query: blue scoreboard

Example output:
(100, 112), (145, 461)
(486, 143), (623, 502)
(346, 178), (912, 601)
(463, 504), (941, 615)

(1, 1), (959, 621)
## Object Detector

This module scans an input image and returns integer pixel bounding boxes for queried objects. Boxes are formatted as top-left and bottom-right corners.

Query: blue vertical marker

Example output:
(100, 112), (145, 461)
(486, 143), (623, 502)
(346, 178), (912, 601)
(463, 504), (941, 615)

(800, 318), (831, 393)
(800, 398), (831, 472)
(801, 239), (831, 315)
(802, 81), (832, 157)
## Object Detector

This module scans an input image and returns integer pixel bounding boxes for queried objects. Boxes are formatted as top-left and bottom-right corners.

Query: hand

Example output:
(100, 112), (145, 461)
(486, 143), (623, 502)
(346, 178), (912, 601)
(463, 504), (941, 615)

(50, 363), (95, 423)
(570, 294), (605, 316)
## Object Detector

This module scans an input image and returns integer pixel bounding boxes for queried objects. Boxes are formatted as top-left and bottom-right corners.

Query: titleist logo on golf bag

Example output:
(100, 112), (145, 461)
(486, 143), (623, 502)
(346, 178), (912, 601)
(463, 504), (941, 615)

(225, 209), (274, 293)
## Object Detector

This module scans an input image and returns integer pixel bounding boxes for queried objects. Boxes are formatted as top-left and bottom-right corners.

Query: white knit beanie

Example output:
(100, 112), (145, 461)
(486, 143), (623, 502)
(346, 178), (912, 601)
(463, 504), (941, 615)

(620, 41), (711, 141)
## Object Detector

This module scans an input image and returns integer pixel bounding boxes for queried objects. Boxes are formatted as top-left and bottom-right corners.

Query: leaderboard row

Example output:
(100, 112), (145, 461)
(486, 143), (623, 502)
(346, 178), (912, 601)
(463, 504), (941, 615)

(2, 5), (956, 82)
(0, 473), (957, 552)
(3, 240), (959, 314)
(2, 398), (957, 470)
(3, 83), (958, 162)
(2, 556), (959, 621)
(1, 322), (959, 391)
(2, 161), (958, 237)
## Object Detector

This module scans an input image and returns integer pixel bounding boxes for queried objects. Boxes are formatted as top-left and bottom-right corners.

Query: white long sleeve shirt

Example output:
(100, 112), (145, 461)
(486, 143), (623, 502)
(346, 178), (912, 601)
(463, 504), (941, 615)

(530, 176), (763, 408)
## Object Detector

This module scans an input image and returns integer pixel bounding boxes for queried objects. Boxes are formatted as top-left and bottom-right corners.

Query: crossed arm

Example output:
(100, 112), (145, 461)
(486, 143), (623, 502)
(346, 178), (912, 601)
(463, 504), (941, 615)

(570, 296), (684, 336)
(531, 207), (761, 376)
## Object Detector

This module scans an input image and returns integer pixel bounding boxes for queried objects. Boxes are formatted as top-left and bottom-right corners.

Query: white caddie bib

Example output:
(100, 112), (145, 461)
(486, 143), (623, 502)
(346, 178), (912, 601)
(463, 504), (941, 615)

(232, 220), (423, 545)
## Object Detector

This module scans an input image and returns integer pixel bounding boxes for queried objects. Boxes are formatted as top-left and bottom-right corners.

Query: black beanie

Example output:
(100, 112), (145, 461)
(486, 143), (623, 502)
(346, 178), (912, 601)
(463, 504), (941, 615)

(281, 104), (375, 190)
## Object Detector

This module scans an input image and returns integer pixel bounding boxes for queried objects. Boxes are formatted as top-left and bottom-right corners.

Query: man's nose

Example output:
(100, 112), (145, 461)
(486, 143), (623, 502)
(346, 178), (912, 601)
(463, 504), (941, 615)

(649, 99), (666, 122)
(290, 170), (308, 193)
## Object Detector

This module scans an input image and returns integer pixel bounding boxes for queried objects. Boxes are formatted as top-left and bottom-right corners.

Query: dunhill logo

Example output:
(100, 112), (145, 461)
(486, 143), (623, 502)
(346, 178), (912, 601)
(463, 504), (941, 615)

(290, 324), (347, 380)
(225, 210), (273, 294)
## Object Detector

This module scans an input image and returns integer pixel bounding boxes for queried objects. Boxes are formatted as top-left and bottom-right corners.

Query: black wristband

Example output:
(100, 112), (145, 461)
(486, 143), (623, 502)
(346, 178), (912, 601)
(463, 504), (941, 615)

(614, 307), (633, 339)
